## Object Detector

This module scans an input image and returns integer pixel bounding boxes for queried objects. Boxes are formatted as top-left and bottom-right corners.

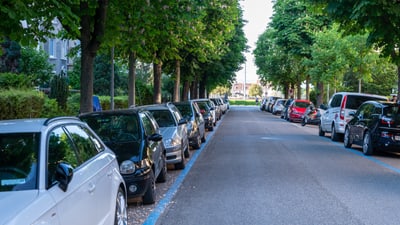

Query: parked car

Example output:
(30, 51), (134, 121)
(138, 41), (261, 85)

(223, 98), (230, 110)
(137, 103), (190, 170)
(208, 98), (222, 121)
(319, 92), (388, 141)
(0, 117), (127, 225)
(260, 98), (268, 111)
(344, 101), (400, 155)
(194, 98), (219, 125)
(287, 99), (312, 122)
(211, 97), (227, 114)
(272, 99), (287, 115)
(173, 100), (206, 149)
(196, 100), (215, 131)
(266, 96), (282, 112)
(79, 108), (167, 204)
(301, 104), (322, 126)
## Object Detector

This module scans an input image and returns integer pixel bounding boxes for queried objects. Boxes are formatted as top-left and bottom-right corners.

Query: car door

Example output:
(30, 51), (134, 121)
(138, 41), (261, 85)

(140, 112), (163, 176)
(322, 94), (342, 132)
(47, 125), (112, 225)
(353, 104), (373, 142)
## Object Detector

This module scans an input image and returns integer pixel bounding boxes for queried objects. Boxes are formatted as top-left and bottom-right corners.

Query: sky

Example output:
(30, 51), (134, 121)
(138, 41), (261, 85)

(236, 0), (274, 84)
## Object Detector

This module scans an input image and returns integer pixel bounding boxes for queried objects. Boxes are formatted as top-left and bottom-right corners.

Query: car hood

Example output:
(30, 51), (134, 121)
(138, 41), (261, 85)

(0, 190), (39, 224)
(160, 127), (178, 140)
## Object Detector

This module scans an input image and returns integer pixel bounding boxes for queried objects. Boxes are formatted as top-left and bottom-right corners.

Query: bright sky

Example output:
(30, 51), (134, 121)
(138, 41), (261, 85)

(236, 0), (274, 83)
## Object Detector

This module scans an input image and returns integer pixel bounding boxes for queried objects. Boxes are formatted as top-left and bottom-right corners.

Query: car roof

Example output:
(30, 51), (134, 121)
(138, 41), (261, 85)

(334, 92), (387, 99)
(0, 117), (82, 133)
(80, 108), (143, 117)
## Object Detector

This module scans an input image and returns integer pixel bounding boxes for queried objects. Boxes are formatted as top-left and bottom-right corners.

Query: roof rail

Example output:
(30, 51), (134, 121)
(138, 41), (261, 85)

(44, 116), (80, 126)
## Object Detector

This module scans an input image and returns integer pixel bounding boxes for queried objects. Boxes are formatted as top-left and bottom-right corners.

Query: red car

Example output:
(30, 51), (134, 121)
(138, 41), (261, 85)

(287, 99), (312, 122)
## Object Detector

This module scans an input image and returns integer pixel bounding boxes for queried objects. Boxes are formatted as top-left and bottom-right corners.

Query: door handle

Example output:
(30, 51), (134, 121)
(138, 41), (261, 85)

(88, 182), (96, 194)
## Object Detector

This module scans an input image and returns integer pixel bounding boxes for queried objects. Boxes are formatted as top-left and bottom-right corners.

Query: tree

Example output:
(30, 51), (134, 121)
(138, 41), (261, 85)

(248, 84), (263, 98)
(307, 0), (400, 98)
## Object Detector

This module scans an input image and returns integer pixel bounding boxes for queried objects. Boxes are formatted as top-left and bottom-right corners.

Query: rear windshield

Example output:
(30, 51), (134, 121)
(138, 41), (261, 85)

(383, 105), (400, 117)
(175, 104), (192, 119)
(0, 133), (40, 192)
(294, 101), (311, 108)
(346, 95), (387, 109)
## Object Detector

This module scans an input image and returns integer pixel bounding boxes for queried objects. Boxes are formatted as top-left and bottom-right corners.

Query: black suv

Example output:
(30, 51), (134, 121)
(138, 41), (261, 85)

(80, 108), (167, 204)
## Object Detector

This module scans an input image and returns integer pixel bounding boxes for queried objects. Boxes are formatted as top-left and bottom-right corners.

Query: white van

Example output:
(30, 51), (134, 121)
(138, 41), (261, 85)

(319, 92), (387, 141)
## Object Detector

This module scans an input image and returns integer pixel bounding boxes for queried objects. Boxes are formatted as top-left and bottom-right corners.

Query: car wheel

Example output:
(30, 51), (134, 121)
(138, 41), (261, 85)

(331, 124), (339, 141)
(363, 131), (374, 155)
(301, 118), (306, 126)
(344, 127), (352, 148)
(193, 133), (201, 149)
(201, 132), (206, 143)
(184, 146), (190, 158)
(142, 171), (156, 204)
(114, 187), (128, 225)
(318, 125), (325, 136)
(175, 149), (186, 170)
(156, 154), (167, 183)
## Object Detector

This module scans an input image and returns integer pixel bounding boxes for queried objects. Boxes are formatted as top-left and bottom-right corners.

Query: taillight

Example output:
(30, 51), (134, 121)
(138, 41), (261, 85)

(200, 109), (205, 114)
(381, 117), (394, 127)
(340, 95), (347, 120)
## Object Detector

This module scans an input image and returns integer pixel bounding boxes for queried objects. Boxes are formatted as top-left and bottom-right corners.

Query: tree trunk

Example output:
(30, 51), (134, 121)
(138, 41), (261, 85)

(316, 82), (324, 107)
(173, 60), (181, 102)
(296, 82), (301, 99)
(397, 64), (400, 101)
(78, 0), (108, 113)
(182, 80), (190, 100)
(153, 62), (162, 103)
(128, 52), (137, 107)
(199, 77), (207, 98)
(190, 81), (198, 99)
(110, 47), (114, 110)
(305, 75), (310, 100)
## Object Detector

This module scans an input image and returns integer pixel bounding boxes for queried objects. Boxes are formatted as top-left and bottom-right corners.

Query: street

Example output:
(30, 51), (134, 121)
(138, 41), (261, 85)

(130, 106), (400, 225)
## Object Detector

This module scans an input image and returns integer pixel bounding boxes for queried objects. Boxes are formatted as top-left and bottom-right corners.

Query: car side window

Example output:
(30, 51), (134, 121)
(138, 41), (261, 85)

(47, 127), (79, 187)
(64, 125), (99, 163)
(330, 94), (342, 108)
(140, 112), (157, 136)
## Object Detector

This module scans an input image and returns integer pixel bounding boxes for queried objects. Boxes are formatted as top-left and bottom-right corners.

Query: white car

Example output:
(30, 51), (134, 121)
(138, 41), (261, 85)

(0, 117), (127, 225)
(319, 92), (387, 141)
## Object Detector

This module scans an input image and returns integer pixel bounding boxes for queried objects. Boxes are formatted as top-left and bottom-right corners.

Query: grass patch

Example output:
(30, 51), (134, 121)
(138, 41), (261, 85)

(229, 99), (258, 106)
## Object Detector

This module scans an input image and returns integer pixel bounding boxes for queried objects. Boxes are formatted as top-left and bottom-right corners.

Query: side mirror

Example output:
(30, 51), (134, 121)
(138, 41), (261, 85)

(178, 118), (187, 125)
(148, 133), (163, 142)
(55, 163), (74, 192)
(349, 111), (356, 117)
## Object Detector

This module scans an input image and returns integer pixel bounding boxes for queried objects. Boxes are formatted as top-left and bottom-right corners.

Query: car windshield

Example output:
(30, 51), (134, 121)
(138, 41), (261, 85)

(294, 101), (310, 108)
(0, 133), (40, 192)
(81, 115), (141, 161)
(175, 104), (192, 119)
(150, 110), (176, 127)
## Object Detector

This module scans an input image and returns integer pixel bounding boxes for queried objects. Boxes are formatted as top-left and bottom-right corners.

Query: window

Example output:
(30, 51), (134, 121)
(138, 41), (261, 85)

(64, 125), (99, 164)
(48, 39), (55, 58)
(140, 112), (157, 136)
(330, 94), (342, 108)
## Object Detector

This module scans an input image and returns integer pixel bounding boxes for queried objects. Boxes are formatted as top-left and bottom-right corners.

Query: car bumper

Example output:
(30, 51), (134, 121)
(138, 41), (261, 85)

(374, 137), (400, 152)
(123, 171), (152, 199)
(165, 145), (183, 164)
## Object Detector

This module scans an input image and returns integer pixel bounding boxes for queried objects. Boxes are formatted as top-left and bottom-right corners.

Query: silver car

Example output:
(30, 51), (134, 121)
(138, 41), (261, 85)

(0, 117), (127, 225)
(139, 103), (190, 170)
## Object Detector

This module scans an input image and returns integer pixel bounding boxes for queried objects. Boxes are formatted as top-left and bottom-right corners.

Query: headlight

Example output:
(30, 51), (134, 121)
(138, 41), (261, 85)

(120, 160), (135, 174)
(164, 137), (180, 148)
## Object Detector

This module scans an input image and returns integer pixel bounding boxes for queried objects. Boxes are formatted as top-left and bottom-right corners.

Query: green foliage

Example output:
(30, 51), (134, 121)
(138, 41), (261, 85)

(0, 39), (21, 73)
(0, 89), (44, 120)
(49, 75), (69, 110)
(0, 73), (32, 89)
(19, 46), (54, 87)
(248, 84), (263, 97)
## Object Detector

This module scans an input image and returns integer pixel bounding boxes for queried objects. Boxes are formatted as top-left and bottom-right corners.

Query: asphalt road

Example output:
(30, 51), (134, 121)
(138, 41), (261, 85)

(130, 106), (400, 225)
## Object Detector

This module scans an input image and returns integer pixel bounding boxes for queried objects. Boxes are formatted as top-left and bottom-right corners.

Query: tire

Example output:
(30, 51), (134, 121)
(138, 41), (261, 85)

(175, 149), (186, 170)
(114, 187), (128, 225)
(193, 133), (201, 149)
(301, 118), (306, 126)
(331, 124), (339, 141)
(184, 146), (190, 158)
(318, 125), (325, 137)
(344, 127), (352, 148)
(363, 131), (374, 155)
(142, 172), (155, 204)
(201, 132), (206, 143)
(156, 154), (167, 183)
